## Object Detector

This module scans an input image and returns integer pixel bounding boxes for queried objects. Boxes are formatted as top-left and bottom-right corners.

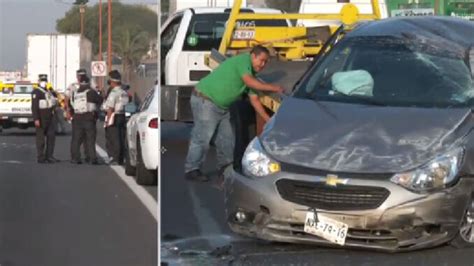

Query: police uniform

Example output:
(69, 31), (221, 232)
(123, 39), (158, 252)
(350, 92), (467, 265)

(103, 71), (129, 164)
(67, 69), (91, 162)
(32, 74), (58, 163)
(70, 76), (103, 164)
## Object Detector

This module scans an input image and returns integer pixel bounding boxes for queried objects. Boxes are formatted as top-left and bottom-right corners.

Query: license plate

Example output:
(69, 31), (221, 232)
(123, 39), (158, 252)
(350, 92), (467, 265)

(304, 212), (348, 246)
(18, 118), (28, 123)
(233, 30), (255, 40)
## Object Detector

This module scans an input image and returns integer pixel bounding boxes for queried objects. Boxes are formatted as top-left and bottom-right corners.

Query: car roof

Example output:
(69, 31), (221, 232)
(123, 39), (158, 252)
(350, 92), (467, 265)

(188, 7), (284, 14)
(349, 16), (474, 50)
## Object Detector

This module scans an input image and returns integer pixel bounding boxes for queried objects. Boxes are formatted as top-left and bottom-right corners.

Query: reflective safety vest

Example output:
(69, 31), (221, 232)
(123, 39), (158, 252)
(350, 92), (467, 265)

(102, 87), (129, 114)
(37, 87), (57, 109)
(73, 89), (97, 114)
(68, 83), (80, 108)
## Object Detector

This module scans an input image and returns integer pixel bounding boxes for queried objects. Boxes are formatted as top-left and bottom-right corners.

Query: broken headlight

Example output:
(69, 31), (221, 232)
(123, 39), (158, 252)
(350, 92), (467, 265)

(391, 147), (464, 192)
(242, 137), (280, 177)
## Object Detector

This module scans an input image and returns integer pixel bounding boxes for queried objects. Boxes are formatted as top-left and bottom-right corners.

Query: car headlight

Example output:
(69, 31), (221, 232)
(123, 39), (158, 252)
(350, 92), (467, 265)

(242, 137), (280, 177)
(391, 147), (464, 192)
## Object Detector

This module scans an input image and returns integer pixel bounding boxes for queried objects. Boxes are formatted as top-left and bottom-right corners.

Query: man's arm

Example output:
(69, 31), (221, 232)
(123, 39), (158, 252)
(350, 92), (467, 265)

(249, 94), (270, 122)
(242, 74), (283, 94)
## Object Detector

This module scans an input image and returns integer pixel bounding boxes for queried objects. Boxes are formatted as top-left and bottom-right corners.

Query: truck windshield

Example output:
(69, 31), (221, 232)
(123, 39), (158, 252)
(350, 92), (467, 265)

(183, 13), (288, 51)
(13, 85), (34, 94)
(294, 36), (474, 108)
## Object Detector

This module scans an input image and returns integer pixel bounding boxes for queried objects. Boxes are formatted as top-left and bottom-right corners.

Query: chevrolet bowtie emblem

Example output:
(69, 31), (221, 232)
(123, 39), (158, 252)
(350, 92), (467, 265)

(324, 174), (347, 187)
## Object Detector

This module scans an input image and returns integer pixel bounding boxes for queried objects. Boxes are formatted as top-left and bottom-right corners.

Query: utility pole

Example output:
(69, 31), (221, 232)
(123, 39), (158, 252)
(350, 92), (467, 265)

(99, 0), (103, 90)
(73, 0), (88, 37)
(107, 0), (112, 72)
(79, 5), (85, 36)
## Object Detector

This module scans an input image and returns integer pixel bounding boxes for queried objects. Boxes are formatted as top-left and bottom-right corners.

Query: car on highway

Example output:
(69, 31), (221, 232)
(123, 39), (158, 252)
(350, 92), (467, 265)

(0, 81), (35, 130)
(224, 16), (474, 252)
(125, 86), (159, 185)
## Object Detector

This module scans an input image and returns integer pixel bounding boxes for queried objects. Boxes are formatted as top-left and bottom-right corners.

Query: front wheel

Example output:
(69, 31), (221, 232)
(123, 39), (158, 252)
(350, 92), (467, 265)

(135, 138), (156, 186)
(450, 196), (474, 248)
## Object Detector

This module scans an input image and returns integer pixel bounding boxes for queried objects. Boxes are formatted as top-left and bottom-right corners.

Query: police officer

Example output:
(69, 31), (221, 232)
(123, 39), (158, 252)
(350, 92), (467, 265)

(70, 75), (103, 164)
(32, 74), (59, 163)
(103, 70), (129, 165)
(65, 69), (91, 162)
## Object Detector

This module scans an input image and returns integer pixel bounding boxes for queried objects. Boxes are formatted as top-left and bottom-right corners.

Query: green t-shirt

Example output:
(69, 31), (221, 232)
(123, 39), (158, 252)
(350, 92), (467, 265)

(197, 53), (256, 109)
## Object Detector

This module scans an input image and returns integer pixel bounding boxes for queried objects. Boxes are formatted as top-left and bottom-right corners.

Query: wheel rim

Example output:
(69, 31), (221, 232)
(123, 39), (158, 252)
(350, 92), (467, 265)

(460, 198), (474, 243)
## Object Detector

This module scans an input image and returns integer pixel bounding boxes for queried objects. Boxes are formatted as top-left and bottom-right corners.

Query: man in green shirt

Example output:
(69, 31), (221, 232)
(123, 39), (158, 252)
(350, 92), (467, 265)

(185, 45), (283, 182)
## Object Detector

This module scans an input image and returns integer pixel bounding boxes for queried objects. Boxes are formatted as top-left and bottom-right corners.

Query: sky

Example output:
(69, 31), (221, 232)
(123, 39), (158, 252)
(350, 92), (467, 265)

(0, 0), (158, 71)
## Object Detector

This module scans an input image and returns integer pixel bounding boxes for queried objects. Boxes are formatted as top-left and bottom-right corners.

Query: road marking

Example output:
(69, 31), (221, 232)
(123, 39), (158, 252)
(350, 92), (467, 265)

(95, 145), (158, 221)
(0, 160), (22, 164)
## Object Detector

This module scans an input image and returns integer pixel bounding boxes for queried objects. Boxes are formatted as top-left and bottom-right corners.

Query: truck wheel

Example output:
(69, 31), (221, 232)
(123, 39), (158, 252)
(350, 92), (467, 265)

(135, 138), (156, 185)
(450, 196), (474, 248)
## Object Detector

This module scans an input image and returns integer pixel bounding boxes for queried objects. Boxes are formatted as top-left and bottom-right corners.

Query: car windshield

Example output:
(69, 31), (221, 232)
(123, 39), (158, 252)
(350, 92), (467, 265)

(13, 85), (34, 94)
(294, 36), (474, 108)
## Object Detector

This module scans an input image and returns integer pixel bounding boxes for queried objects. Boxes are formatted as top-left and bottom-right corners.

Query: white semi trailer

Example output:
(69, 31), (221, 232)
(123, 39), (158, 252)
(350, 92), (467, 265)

(26, 33), (92, 93)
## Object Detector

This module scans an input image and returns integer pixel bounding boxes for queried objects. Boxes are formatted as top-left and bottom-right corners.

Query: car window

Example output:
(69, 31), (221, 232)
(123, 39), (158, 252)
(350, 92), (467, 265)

(295, 36), (474, 108)
(161, 14), (183, 58)
(13, 85), (34, 94)
(139, 88), (155, 112)
(182, 13), (288, 51)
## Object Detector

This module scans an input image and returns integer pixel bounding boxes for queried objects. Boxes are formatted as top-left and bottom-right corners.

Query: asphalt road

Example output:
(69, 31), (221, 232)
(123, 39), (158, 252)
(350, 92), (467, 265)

(160, 121), (474, 266)
(0, 125), (157, 266)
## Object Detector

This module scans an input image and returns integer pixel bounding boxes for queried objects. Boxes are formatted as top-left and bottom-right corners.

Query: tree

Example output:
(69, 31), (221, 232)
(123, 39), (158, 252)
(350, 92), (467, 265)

(56, 1), (158, 82)
(113, 25), (150, 82)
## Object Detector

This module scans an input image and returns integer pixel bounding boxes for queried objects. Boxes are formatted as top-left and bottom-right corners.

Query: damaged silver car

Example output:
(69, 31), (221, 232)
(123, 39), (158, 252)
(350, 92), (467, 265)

(224, 16), (474, 252)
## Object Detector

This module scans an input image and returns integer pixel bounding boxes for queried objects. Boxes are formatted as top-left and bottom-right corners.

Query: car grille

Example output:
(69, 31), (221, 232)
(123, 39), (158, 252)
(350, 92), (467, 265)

(276, 179), (390, 210)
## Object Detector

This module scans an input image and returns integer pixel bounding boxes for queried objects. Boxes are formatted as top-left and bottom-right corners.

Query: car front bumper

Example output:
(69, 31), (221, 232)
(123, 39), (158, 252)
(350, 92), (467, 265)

(224, 168), (474, 252)
(0, 114), (34, 128)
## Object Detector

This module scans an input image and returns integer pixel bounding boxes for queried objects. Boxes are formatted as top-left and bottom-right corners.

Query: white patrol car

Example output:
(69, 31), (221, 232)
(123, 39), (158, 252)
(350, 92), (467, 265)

(0, 82), (35, 130)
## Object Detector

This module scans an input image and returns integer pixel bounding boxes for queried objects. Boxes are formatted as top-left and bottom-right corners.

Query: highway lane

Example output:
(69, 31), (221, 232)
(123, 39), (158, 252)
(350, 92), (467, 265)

(0, 126), (157, 266)
(160, 121), (474, 266)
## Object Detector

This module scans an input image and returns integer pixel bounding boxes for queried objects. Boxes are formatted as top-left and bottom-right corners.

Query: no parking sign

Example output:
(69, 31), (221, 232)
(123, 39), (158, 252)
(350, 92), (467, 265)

(91, 61), (107, 77)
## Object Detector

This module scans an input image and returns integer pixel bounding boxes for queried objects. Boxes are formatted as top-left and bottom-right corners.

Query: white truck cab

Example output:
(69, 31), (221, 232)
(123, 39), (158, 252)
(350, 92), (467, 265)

(161, 7), (291, 86)
(160, 7), (291, 121)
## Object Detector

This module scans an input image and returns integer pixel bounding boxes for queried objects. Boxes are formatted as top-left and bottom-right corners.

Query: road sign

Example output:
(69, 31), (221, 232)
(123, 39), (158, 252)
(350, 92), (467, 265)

(91, 61), (107, 77)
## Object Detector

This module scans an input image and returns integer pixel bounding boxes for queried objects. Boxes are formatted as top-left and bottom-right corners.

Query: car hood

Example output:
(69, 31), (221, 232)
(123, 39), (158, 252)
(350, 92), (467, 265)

(260, 98), (471, 173)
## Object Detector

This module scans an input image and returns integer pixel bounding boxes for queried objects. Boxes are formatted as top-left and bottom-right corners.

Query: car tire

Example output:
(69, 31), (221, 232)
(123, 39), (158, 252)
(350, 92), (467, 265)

(135, 138), (156, 186)
(125, 150), (136, 176)
(450, 197), (474, 248)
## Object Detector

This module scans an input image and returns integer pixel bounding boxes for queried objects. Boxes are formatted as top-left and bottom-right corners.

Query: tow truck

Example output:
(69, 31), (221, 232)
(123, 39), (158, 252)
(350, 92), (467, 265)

(161, 0), (384, 122)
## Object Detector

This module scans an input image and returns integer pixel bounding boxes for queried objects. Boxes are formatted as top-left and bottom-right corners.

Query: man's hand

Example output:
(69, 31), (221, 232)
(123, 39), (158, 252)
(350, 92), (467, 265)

(34, 120), (41, 128)
(270, 84), (284, 94)
(66, 111), (72, 121)
(242, 74), (284, 94)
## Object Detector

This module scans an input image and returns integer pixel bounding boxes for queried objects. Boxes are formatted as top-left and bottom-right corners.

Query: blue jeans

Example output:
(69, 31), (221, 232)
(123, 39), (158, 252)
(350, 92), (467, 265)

(185, 94), (235, 173)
